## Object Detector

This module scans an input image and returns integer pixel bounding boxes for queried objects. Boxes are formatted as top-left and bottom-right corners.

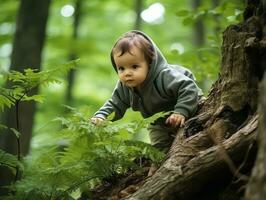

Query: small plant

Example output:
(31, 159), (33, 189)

(0, 60), (78, 197)
(5, 107), (165, 199)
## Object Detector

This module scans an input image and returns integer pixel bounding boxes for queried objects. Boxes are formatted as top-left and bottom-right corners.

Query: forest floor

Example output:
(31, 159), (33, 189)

(79, 160), (151, 200)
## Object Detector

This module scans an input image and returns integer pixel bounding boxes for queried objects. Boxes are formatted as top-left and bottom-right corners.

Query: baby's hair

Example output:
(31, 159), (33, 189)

(111, 31), (155, 64)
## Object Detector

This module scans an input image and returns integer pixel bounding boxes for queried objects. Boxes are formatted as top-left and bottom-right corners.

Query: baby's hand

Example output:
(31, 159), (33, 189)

(91, 117), (104, 125)
(165, 113), (185, 127)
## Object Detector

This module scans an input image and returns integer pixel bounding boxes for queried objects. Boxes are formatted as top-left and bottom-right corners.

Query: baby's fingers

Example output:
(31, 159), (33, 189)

(179, 117), (185, 127)
(91, 117), (104, 125)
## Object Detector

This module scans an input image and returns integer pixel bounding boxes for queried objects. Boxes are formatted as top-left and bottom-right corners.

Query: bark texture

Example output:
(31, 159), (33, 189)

(245, 72), (266, 200)
(66, 0), (82, 103)
(122, 0), (266, 199)
(125, 116), (257, 200)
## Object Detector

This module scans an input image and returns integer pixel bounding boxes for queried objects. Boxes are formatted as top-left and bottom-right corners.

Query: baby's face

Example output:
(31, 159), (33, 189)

(113, 46), (149, 89)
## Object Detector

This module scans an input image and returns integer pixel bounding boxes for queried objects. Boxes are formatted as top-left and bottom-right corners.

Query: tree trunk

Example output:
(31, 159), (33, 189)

(1, 0), (51, 155)
(122, 0), (266, 199)
(134, 0), (143, 30)
(125, 116), (257, 200)
(191, 0), (205, 46)
(212, 0), (221, 34)
(66, 0), (82, 104)
(0, 0), (50, 194)
(245, 72), (266, 199)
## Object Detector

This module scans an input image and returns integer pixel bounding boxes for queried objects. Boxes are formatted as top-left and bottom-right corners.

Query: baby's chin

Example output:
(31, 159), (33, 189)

(125, 84), (136, 88)
(123, 82), (138, 88)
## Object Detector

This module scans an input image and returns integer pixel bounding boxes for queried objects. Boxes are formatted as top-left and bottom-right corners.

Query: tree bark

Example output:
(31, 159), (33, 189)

(245, 72), (266, 199)
(191, 0), (205, 46)
(125, 116), (257, 200)
(134, 0), (143, 30)
(212, 0), (221, 34)
(122, 0), (266, 199)
(66, 0), (82, 104)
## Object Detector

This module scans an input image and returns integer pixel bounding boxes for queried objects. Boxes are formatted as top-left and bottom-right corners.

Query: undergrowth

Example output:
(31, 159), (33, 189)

(0, 63), (164, 200)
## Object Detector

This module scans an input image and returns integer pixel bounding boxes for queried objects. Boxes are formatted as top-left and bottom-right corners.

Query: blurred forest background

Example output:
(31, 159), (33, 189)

(0, 0), (245, 198)
(0, 0), (244, 146)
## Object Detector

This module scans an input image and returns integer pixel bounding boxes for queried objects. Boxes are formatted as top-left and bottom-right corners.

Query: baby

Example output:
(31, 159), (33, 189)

(91, 30), (202, 175)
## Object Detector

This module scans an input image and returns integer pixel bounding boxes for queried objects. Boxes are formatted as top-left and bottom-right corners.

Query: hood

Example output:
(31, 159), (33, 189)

(110, 30), (169, 89)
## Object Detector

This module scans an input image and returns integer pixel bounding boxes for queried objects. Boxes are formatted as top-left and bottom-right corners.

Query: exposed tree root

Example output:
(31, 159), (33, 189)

(123, 115), (258, 200)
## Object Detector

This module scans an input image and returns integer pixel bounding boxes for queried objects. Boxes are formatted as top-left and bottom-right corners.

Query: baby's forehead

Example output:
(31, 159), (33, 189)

(113, 44), (143, 55)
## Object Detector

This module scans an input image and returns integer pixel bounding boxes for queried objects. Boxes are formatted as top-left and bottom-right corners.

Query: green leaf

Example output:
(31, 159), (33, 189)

(0, 149), (20, 171)
(10, 128), (21, 138)
(176, 10), (189, 16)
(210, 6), (223, 15)
(23, 94), (45, 103)
(0, 124), (8, 134)
(0, 95), (13, 111)
(183, 16), (194, 26)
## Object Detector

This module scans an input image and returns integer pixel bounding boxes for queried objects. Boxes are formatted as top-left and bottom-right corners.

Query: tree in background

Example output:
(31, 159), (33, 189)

(134, 0), (143, 30)
(0, 0), (51, 194)
(191, 0), (205, 46)
(65, 0), (82, 104)
(212, 0), (221, 34)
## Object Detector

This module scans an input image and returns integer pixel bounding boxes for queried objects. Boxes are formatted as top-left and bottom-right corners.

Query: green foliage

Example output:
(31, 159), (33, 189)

(0, 88), (13, 111)
(0, 149), (22, 173)
(7, 107), (164, 199)
(176, 2), (244, 27)
(0, 60), (79, 198)
(0, 60), (78, 111)
(1, 62), (164, 199)
(172, 1), (245, 92)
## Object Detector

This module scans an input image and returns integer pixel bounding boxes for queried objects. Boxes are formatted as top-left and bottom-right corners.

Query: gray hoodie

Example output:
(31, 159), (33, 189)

(94, 31), (202, 121)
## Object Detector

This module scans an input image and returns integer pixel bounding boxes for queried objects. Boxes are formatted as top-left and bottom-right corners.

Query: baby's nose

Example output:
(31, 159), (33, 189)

(125, 69), (133, 76)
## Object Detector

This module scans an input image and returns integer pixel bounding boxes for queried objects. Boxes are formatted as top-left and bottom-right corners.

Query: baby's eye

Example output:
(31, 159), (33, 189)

(117, 66), (124, 71)
(132, 65), (139, 69)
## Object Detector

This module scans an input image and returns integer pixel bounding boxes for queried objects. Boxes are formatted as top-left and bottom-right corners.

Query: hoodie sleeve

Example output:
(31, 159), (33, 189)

(94, 82), (130, 121)
(163, 70), (199, 119)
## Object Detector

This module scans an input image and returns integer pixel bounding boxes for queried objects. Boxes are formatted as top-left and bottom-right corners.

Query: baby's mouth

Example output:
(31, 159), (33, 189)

(125, 79), (134, 83)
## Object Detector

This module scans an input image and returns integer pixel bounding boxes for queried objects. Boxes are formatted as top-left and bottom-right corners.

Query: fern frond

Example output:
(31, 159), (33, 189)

(39, 59), (79, 86)
(10, 104), (167, 199)
(0, 149), (22, 172)
(23, 94), (45, 103)
(123, 140), (165, 163)
(0, 88), (16, 111)
(7, 60), (78, 92)
(9, 128), (21, 138)
(0, 124), (8, 132)
(0, 60), (79, 112)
